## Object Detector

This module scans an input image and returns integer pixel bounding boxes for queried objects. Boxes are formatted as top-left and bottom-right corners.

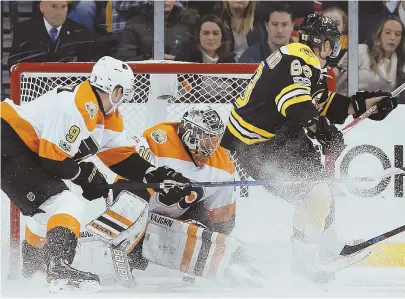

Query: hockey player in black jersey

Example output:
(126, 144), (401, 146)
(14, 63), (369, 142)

(221, 14), (399, 282)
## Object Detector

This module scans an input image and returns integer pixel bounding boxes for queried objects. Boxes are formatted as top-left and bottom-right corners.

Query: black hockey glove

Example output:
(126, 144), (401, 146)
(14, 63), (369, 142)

(144, 166), (192, 207)
(72, 162), (109, 201)
(368, 96), (399, 121)
(307, 116), (345, 156)
(351, 90), (398, 120)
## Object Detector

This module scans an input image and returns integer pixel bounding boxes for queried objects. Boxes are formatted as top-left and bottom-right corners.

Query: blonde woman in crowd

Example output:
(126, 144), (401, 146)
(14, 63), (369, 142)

(221, 0), (266, 61)
(337, 15), (405, 97)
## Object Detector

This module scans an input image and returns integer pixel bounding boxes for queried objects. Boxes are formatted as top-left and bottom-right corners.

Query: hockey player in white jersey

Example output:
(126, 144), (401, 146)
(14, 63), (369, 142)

(1, 56), (193, 292)
(87, 107), (262, 285)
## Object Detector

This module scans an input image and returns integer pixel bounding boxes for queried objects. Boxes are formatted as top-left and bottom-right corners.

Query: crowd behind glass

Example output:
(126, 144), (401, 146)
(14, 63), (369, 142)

(5, 0), (405, 102)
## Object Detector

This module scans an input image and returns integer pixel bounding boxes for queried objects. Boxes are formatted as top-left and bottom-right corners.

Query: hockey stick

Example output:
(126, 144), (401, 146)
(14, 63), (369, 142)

(341, 82), (405, 135)
(340, 224), (405, 256)
(107, 168), (405, 190)
(325, 82), (405, 172)
(109, 242), (136, 288)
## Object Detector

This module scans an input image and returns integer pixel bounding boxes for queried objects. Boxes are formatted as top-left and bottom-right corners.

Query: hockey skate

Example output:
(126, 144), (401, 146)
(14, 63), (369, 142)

(22, 240), (46, 278)
(291, 231), (371, 283)
(47, 256), (101, 293)
(222, 246), (266, 287)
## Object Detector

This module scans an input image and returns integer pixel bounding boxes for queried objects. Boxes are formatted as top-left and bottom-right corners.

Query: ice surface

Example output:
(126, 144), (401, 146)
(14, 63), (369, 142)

(2, 187), (405, 297)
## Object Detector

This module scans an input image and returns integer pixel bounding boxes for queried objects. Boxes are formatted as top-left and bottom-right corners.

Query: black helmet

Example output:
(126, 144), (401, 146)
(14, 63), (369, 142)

(299, 14), (341, 58)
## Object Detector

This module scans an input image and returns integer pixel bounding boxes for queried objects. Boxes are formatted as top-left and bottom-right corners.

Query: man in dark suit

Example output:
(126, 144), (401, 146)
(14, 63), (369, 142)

(8, 1), (93, 66)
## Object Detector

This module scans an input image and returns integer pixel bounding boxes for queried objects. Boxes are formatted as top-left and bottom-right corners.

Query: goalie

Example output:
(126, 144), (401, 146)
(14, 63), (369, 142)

(1, 56), (193, 292)
(88, 107), (262, 285)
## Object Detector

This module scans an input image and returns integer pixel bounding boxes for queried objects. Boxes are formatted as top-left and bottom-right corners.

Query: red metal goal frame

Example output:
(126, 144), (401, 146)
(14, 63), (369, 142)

(8, 62), (258, 275)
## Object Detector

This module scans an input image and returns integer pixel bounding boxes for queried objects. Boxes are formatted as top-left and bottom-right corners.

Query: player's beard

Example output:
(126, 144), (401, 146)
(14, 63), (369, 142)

(190, 149), (209, 168)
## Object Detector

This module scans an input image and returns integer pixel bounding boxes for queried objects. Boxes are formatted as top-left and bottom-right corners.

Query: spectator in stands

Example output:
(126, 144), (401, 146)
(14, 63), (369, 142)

(116, 0), (192, 61)
(67, 1), (97, 36)
(361, 1), (405, 44)
(337, 15), (405, 99)
(8, 1), (93, 65)
(238, 2), (294, 63)
(175, 14), (235, 63)
(107, 0), (187, 33)
(175, 15), (235, 102)
(220, 0), (266, 61)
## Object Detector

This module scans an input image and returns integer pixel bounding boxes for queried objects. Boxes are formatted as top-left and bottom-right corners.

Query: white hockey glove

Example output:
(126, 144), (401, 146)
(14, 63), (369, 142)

(85, 190), (148, 250)
(142, 212), (265, 287)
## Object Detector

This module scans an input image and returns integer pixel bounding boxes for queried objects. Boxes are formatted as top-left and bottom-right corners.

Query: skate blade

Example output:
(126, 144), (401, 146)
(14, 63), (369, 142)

(49, 279), (101, 293)
(314, 249), (371, 275)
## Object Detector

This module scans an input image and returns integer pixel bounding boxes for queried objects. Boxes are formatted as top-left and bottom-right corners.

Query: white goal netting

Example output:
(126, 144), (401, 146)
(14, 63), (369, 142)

(17, 63), (256, 196)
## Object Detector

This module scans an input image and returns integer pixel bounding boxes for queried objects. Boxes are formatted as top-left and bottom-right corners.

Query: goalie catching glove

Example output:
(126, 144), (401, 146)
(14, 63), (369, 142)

(351, 89), (399, 121)
(72, 162), (109, 201)
(307, 116), (345, 156)
(144, 166), (193, 206)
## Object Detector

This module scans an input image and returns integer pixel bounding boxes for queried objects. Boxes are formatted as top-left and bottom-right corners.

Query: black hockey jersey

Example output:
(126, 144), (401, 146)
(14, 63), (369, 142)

(222, 43), (351, 148)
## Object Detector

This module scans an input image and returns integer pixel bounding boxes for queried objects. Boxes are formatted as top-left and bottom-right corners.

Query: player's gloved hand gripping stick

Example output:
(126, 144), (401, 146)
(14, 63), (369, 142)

(341, 82), (405, 135)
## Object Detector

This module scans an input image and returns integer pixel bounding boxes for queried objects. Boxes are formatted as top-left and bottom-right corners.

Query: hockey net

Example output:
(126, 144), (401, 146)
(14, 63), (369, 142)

(7, 61), (258, 275)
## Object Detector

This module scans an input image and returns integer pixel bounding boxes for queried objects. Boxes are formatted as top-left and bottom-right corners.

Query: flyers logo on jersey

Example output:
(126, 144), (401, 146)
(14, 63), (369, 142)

(85, 102), (98, 119)
(151, 129), (167, 144)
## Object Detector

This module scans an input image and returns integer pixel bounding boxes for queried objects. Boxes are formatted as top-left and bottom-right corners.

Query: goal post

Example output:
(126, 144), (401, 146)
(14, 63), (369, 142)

(7, 61), (258, 277)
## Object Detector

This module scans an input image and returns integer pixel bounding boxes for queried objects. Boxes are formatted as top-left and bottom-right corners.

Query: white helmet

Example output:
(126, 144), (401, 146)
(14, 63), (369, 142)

(179, 107), (224, 158)
(89, 56), (135, 114)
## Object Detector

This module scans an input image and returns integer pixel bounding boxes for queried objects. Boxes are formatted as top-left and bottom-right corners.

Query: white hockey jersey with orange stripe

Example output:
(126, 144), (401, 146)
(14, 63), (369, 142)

(1, 81), (137, 178)
(134, 122), (236, 224)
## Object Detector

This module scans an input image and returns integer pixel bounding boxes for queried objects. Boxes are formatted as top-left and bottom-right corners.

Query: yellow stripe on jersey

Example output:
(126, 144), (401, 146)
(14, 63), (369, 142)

(231, 107), (274, 138)
(280, 43), (321, 69)
(320, 92), (336, 117)
(39, 138), (72, 161)
(226, 122), (268, 145)
(228, 107), (275, 145)
(280, 95), (312, 117)
(275, 84), (311, 117)
(97, 146), (136, 167)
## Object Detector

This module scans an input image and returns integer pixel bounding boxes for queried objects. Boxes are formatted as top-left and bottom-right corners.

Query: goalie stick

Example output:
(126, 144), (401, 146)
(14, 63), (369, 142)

(340, 224), (405, 256)
(106, 167), (405, 190)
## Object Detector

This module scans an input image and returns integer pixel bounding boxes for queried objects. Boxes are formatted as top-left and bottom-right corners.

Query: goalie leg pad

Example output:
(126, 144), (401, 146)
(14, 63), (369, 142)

(142, 212), (264, 285)
(86, 191), (148, 251)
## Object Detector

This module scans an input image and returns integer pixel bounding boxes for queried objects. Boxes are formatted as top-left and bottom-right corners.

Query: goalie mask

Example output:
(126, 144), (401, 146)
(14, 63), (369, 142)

(89, 56), (136, 114)
(179, 107), (225, 167)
